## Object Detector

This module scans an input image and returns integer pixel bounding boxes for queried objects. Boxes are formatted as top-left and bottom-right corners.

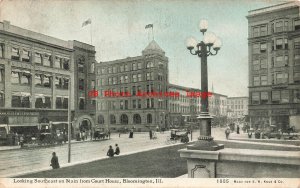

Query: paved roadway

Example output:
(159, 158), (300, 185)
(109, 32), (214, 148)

(0, 128), (225, 177)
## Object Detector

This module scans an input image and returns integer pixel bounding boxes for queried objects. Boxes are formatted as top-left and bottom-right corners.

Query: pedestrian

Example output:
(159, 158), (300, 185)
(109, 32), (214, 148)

(225, 126), (230, 140)
(19, 134), (24, 148)
(107, 145), (114, 157)
(237, 125), (240, 134)
(129, 129), (133, 138)
(108, 130), (111, 139)
(50, 152), (60, 169)
(149, 129), (153, 140)
(115, 144), (120, 155)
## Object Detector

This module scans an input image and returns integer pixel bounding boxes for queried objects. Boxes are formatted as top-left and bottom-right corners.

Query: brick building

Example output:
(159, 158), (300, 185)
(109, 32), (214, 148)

(95, 40), (169, 131)
(247, 2), (300, 130)
(0, 20), (96, 140)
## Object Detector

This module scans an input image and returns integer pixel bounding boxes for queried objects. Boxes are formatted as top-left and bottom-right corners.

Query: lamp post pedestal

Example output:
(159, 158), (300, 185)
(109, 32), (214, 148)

(187, 112), (224, 151)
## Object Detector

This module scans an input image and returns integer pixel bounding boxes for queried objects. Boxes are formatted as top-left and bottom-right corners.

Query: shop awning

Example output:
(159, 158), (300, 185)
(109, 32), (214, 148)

(51, 122), (69, 125)
(12, 92), (31, 97)
(8, 123), (38, 127)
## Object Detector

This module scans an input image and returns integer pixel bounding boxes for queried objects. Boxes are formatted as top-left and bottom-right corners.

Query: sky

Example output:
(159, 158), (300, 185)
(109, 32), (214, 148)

(0, 0), (291, 97)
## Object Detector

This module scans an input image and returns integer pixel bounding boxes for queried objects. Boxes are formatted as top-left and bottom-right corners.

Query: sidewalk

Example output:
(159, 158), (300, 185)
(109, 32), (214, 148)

(229, 132), (300, 146)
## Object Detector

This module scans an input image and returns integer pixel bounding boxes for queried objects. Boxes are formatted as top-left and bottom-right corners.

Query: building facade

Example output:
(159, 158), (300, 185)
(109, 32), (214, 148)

(0, 20), (96, 140)
(95, 40), (169, 132)
(168, 84), (198, 127)
(247, 2), (300, 130)
(227, 97), (249, 118)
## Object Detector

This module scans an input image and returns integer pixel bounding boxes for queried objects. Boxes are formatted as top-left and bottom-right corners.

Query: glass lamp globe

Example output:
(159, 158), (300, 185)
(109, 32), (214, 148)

(186, 37), (198, 50)
(199, 19), (208, 33)
(213, 37), (222, 51)
(203, 32), (216, 46)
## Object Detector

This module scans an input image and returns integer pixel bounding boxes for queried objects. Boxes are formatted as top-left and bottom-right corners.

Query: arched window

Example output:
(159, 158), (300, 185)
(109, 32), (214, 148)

(133, 114), (141, 124)
(110, 115), (116, 124)
(146, 61), (154, 68)
(147, 114), (152, 124)
(98, 115), (104, 124)
(79, 98), (85, 110)
(120, 114), (128, 125)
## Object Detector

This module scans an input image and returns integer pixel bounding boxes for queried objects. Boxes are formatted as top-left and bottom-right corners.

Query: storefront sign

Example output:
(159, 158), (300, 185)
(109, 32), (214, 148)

(0, 111), (39, 116)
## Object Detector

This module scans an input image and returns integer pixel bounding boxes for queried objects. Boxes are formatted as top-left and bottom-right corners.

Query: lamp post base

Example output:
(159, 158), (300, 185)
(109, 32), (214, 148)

(187, 137), (224, 151)
(187, 112), (224, 151)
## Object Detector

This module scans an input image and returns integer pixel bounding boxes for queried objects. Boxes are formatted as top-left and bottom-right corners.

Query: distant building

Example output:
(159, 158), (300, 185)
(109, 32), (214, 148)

(168, 83), (228, 127)
(95, 40), (169, 132)
(168, 84), (198, 127)
(227, 97), (249, 118)
(247, 2), (300, 130)
(0, 20), (96, 139)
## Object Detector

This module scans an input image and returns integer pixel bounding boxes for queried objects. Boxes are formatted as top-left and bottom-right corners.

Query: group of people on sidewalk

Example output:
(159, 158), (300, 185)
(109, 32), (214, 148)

(107, 144), (120, 157)
(225, 124), (241, 139)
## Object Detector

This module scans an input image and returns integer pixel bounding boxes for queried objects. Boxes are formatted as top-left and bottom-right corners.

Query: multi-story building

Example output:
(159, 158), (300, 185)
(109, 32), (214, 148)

(168, 84), (197, 127)
(168, 84), (228, 127)
(95, 40), (169, 132)
(196, 92), (228, 126)
(208, 93), (228, 117)
(247, 2), (300, 130)
(227, 97), (249, 118)
(0, 20), (96, 139)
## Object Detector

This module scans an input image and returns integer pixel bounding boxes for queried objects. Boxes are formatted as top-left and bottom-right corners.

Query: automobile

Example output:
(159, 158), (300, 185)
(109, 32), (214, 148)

(261, 125), (281, 139)
(170, 129), (189, 143)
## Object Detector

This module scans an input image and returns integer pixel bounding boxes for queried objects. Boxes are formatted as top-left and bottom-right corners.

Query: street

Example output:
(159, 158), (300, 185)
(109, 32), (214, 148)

(0, 128), (226, 177)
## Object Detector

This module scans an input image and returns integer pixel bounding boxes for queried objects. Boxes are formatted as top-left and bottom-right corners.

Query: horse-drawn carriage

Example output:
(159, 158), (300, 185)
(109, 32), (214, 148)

(93, 127), (109, 140)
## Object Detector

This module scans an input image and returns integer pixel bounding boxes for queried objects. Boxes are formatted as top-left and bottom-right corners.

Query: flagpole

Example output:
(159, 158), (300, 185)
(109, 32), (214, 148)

(152, 26), (154, 40)
(90, 21), (93, 45)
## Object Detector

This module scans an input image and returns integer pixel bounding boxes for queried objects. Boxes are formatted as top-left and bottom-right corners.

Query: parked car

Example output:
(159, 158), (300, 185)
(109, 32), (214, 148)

(261, 125), (281, 139)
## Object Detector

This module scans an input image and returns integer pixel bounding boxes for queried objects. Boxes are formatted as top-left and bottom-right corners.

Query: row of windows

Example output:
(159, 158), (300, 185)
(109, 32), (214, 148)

(252, 38), (288, 54)
(252, 72), (300, 86)
(251, 19), (299, 38)
(97, 61), (164, 75)
(100, 72), (158, 86)
(227, 100), (248, 105)
(3, 45), (70, 70)
(97, 98), (161, 110)
(251, 54), (300, 70)
(98, 84), (165, 97)
(8, 70), (69, 89)
(97, 113), (153, 125)
(251, 90), (300, 104)
(7, 95), (69, 109)
(169, 103), (190, 113)
(228, 105), (245, 110)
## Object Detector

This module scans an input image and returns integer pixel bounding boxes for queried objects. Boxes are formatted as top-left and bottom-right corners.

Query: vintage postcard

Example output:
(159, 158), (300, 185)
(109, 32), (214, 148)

(0, 0), (299, 187)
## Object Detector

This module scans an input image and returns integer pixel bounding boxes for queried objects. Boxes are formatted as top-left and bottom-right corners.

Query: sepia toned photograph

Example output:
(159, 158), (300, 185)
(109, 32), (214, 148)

(0, 0), (299, 187)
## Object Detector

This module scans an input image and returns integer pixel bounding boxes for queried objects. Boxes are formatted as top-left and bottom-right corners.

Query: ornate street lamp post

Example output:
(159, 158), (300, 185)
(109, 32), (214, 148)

(185, 20), (224, 150)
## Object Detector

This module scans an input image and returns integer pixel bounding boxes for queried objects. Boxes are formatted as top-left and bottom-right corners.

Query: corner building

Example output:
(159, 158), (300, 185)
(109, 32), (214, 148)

(95, 40), (169, 131)
(0, 20), (96, 140)
(247, 2), (300, 131)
